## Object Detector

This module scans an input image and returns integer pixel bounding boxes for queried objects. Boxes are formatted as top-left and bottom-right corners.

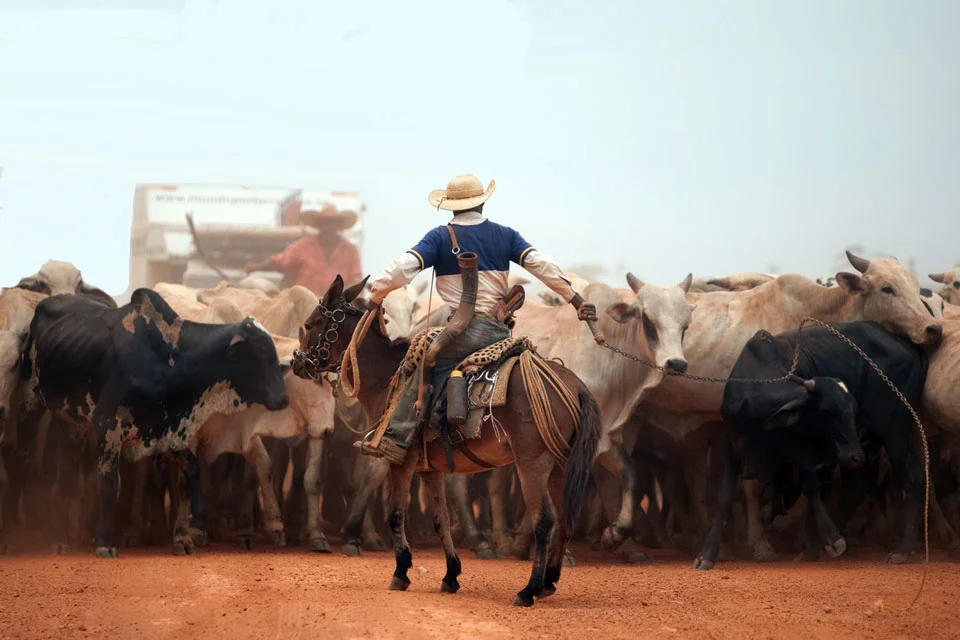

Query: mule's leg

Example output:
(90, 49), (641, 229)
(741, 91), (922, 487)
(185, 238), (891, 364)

(303, 436), (331, 552)
(243, 437), (285, 546)
(388, 456), (417, 591)
(446, 474), (496, 560)
(421, 471), (462, 593)
(512, 455), (557, 607)
(540, 466), (570, 597)
(342, 457), (389, 556)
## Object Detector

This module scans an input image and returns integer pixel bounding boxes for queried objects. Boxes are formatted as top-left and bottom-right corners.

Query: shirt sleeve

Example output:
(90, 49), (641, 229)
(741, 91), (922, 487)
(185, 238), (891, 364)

(522, 250), (578, 303)
(408, 227), (444, 270)
(270, 237), (307, 275)
(508, 228), (535, 266)
(369, 253), (422, 303)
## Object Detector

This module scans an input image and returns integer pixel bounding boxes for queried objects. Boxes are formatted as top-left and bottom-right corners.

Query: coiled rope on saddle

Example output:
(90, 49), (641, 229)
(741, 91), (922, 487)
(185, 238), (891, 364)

(517, 350), (581, 467)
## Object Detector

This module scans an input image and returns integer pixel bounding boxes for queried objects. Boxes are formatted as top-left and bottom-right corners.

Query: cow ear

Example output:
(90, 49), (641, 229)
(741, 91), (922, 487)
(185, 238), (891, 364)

(343, 275), (370, 303)
(835, 272), (866, 294)
(765, 391), (811, 430)
(606, 302), (639, 324)
(678, 273), (693, 293)
(16, 275), (47, 294)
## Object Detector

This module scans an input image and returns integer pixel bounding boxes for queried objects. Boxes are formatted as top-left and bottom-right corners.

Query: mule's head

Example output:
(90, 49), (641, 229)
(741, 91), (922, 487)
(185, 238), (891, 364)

(605, 272), (696, 374)
(294, 275), (370, 379)
(929, 268), (960, 306)
(836, 251), (942, 346)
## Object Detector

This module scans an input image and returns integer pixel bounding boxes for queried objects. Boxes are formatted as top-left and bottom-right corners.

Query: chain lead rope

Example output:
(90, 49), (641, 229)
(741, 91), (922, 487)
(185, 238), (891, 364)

(591, 316), (929, 607)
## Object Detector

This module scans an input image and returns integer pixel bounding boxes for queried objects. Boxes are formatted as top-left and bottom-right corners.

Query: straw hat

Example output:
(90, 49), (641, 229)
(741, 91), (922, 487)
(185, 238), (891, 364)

(428, 174), (496, 212)
(300, 203), (357, 231)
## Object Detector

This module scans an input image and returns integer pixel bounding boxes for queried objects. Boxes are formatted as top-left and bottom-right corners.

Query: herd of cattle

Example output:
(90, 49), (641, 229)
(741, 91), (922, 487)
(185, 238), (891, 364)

(1, 254), (960, 572)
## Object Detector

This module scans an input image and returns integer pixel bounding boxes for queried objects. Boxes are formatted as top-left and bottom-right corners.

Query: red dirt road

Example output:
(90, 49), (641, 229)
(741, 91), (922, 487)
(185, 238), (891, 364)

(0, 544), (957, 639)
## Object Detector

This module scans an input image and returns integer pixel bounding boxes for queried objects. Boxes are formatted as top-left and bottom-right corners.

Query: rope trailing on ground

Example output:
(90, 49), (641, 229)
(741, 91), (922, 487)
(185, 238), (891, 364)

(518, 350), (581, 467)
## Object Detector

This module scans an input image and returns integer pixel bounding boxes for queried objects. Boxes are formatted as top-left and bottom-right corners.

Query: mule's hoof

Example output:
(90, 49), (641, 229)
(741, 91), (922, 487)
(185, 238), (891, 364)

(189, 528), (209, 548)
(692, 556), (714, 571)
(886, 552), (909, 565)
(389, 575), (411, 591)
(440, 579), (460, 594)
(341, 542), (361, 557)
(753, 541), (779, 563)
(95, 546), (118, 559)
(363, 535), (388, 552)
(562, 550), (577, 567)
(236, 535), (254, 551)
(267, 531), (286, 547)
(474, 542), (498, 560)
(308, 537), (331, 553)
(824, 537), (846, 559)
(512, 591), (535, 607)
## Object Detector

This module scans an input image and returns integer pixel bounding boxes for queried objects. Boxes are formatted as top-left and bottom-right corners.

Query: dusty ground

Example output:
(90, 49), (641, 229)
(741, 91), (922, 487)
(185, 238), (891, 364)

(0, 543), (957, 639)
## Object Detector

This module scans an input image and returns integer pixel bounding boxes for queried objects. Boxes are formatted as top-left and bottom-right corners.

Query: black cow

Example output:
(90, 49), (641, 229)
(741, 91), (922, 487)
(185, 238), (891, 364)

(7, 288), (289, 558)
(695, 321), (928, 569)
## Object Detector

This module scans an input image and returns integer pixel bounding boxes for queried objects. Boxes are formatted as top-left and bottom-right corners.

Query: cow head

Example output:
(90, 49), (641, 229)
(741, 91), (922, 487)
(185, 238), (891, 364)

(16, 260), (115, 307)
(766, 377), (865, 468)
(929, 268), (960, 306)
(379, 281), (427, 340)
(295, 275), (370, 379)
(221, 318), (290, 411)
(0, 329), (28, 426)
(835, 251), (942, 346)
(605, 272), (696, 374)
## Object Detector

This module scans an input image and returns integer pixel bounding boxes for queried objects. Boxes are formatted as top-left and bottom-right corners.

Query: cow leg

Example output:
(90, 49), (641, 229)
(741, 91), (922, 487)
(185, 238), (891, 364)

(387, 456), (417, 591)
(121, 458), (149, 547)
(694, 439), (737, 570)
(798, 465), (846, 560)
(446, 474), (496, 559)
(743, 477), (778, 562)
(51, 429), (83, 554)
(596, 445), (635, 548)
(421, 471), (462, 593)
(284, 438), (307, 546)
(884, 436), (923, 564)
(243, 437), (285, 547)
(342, 458), (389, 557)
(172, 450), (206, 555)
(303, 436), (331, 552)
(94, 455), (120, 558)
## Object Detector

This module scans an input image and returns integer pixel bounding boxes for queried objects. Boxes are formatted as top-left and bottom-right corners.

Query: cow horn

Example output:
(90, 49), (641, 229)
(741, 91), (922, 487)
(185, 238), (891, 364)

(626, 272), (645, 294)
(846, 250), (871, 274)
(929, 272), (946, 284)
(803, 379), (816, 391)
(678, 273), (693, 293)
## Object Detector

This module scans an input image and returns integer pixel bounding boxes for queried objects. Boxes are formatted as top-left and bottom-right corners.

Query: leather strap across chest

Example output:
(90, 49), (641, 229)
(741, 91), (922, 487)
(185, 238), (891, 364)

(445, 223), (461, 255)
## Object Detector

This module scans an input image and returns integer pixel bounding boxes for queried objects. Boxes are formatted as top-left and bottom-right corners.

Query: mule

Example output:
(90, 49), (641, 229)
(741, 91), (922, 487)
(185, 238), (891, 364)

(294, 276), (602, 607)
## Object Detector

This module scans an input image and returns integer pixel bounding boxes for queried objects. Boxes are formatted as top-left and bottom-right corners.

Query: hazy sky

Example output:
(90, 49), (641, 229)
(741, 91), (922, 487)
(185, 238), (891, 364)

(1, 1), (958, 296)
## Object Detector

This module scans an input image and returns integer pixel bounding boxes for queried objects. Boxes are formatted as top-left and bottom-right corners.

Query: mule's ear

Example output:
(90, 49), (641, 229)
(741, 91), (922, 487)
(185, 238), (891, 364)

(678, 273), (693, 293)
(835, 272), (865, 294)
(323, 276), (345, 304)
(606, 302), (639, 324)
(929, 272), (947, 284)
(343, 275), (370, 303)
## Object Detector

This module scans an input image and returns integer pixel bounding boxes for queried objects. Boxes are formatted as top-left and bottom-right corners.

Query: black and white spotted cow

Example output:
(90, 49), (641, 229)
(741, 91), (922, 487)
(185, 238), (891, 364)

(8, 288), (289, 558)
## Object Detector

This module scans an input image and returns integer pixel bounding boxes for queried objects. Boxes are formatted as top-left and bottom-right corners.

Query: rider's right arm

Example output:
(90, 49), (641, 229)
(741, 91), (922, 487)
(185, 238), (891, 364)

(369, 228), (443, 304)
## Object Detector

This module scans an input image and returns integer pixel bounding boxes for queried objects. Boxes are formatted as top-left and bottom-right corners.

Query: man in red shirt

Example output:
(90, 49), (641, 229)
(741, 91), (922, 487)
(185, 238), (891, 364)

(245, 203), (362, 297)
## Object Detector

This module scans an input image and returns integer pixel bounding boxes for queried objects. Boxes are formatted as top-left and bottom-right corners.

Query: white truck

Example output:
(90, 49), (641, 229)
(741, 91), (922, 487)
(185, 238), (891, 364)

(124, 183), (365, 300)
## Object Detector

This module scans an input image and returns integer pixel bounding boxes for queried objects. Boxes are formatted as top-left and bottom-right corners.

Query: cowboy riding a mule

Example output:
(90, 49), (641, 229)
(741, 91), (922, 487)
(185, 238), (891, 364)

(292, 174), (606, 606)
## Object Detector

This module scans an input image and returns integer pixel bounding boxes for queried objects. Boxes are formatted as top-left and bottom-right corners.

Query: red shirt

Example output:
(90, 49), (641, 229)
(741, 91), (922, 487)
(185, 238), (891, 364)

(270, 236), (363, 297)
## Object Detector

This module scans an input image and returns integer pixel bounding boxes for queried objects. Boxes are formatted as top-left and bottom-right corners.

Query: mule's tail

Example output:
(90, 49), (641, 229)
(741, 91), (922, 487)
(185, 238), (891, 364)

(562, 390), (602, 532)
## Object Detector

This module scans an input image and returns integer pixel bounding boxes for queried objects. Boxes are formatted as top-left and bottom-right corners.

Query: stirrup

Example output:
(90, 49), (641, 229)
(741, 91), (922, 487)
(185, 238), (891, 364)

(357, 430), (385, 458)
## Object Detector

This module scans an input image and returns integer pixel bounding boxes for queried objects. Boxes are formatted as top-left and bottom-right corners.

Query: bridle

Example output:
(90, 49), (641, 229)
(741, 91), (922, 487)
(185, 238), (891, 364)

(292, 300), (362, 381)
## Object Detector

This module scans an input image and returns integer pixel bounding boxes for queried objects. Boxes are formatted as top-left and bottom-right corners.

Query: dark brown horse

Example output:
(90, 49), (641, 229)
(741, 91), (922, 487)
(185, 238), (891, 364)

(294, 275), (602, 607)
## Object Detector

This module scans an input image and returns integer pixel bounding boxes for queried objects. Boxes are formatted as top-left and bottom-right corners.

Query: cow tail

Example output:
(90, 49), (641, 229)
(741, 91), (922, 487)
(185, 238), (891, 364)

(562, 390), (602, 533)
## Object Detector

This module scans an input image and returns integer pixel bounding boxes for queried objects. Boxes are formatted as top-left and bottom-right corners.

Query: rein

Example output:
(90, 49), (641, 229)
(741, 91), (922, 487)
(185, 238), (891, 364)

(589, 316), (930, 608)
